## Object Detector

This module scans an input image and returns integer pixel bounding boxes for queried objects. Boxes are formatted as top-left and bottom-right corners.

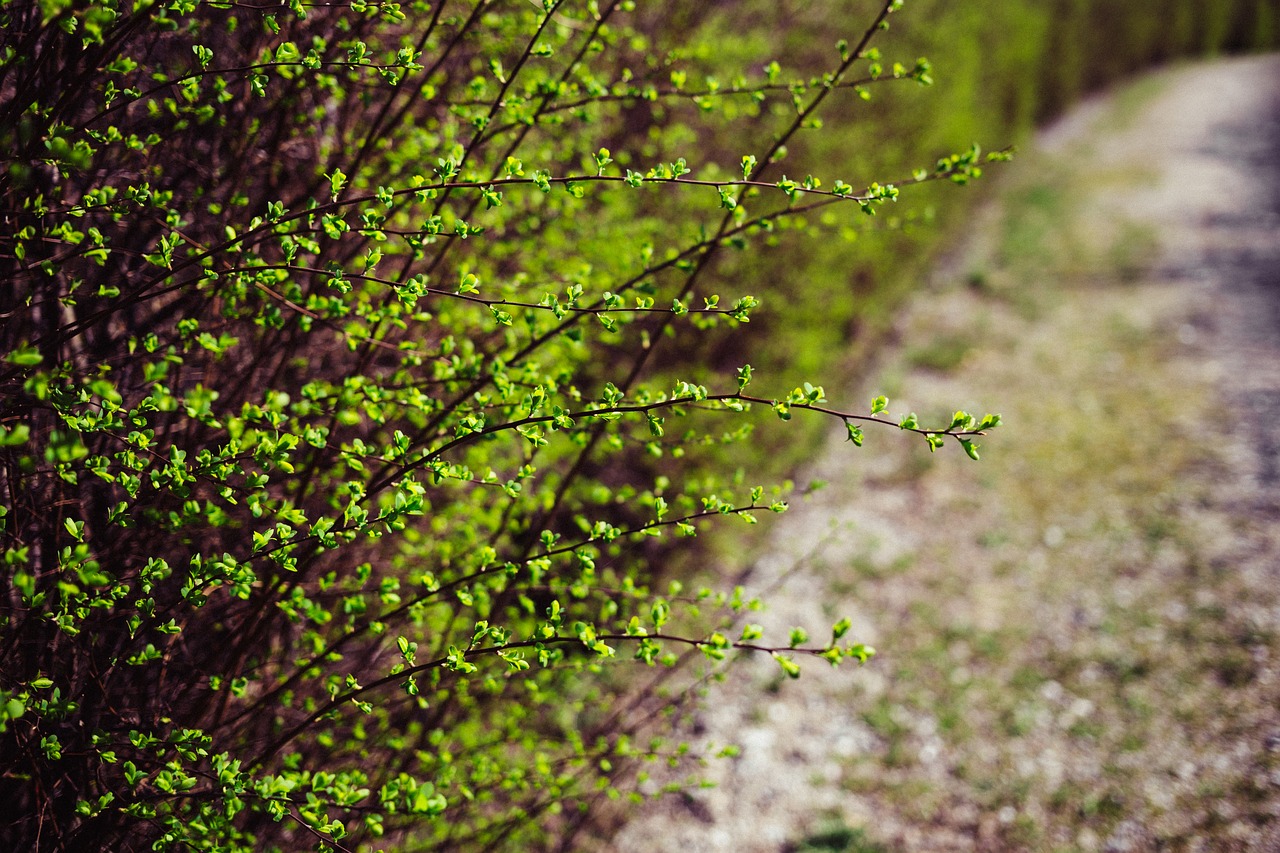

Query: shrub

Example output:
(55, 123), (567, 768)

(0, 1), (1011, 848)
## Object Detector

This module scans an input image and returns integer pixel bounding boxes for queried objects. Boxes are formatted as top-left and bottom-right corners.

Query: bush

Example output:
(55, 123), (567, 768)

(0, 2), (1002, 849)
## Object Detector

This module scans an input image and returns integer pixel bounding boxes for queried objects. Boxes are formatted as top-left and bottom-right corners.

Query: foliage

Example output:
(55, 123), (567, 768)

(675, 0), (1279, 407)
(0, 1), (1007, 849)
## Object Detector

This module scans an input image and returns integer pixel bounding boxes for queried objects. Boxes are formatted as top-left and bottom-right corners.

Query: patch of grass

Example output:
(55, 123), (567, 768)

(904, 333), (974, 372)
(1105, 72), (1168, 131)
(976, 528), (1010, 547)
(1212, 646), (1258, 687)
(842, 551), (914, 583)
(1082, 790), (1127, 820)
(861, 700), (908, 739)
(997, 179), (1073, 272)
(1109, 220), (1161, 281)
(790, 821), (889, 853)
(1004, 813), (1041, 848)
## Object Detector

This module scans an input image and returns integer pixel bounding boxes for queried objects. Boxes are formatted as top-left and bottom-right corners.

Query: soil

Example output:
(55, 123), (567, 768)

(613, 54), (1280, 853)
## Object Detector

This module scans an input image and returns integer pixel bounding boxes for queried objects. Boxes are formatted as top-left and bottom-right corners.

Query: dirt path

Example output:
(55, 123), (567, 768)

(615, 54), (1280, 853)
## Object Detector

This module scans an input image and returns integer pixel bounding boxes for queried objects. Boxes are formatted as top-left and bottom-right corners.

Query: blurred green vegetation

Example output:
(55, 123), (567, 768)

(663, 0), (1277, 472)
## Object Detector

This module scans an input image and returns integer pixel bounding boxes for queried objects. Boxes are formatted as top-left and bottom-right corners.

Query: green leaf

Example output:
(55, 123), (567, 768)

(594, 147), (613, 174)
(327, 168), (348, 201)
(847, 644), (876, 663)
(0, 424), (30, 446)
(6, 345), (42, 367)
(3, 697), (25, 724)
(772, 653), (801, 679)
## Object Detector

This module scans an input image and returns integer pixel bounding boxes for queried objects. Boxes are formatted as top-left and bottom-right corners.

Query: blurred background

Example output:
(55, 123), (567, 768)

(610, 2), (1280, 851)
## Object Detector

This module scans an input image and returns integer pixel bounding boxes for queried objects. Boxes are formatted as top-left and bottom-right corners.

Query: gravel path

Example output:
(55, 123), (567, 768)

(615, 54), (1280, 853)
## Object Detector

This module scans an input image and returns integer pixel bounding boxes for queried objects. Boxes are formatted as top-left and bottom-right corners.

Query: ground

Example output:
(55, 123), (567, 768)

(614, 54), (1280, 853)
